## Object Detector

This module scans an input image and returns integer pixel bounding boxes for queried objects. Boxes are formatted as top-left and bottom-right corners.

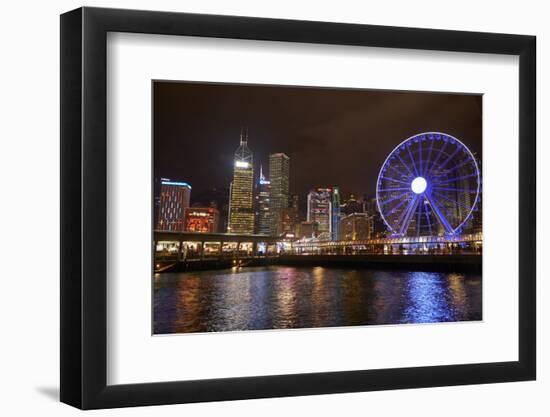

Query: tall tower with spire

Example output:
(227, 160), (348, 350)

(227, 129), (255, 234)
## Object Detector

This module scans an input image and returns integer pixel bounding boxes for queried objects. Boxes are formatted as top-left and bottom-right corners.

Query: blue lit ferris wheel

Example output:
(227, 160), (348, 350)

(376, 132), (480, 237)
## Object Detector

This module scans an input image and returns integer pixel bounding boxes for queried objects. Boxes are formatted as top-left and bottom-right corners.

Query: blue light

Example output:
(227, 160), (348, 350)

(161, 181), (192, 189)
(376, 131), (481, 237)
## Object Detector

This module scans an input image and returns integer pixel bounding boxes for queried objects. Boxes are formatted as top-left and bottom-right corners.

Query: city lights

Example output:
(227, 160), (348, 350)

(228, 130), (255, 234)
(411, 177), (427, 194)
(377, 132), (481, 238)
(155, 131), (481, 254)
(152, 82), (484, 337)
(160, 180), (192, 188)
(235, 160), (249, 168)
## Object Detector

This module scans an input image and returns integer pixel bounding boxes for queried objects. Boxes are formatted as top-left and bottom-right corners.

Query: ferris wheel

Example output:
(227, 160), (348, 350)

(376, 132), (480, 237)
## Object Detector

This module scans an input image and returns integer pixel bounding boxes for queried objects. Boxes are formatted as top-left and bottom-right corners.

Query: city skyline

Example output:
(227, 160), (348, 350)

(155, 130), (481, 240)
(155, 132), (375, 237)
(153, 82), (484, 335)
(153, 81), (482, 204)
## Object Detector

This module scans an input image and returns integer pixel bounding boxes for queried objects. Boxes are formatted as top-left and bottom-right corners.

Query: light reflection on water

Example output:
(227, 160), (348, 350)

(154, 266), (482, 334)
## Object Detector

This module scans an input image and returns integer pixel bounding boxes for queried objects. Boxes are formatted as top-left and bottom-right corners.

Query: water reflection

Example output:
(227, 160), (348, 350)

(402, 272), (454, 323)
(154, 266), (482, 334)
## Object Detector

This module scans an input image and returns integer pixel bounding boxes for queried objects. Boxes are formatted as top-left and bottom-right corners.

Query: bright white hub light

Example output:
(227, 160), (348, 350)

(411, 176), (427, 194)
(235, 161), (249, 168)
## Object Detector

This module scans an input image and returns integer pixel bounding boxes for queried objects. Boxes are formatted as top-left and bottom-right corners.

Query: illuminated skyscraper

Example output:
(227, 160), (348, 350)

(331, 187), (341, 241)
(255, 165), (272, 235)
(268, 153), (290, 235)
(307, 188), (333, 239)
(157, 179), (191, 231)
(227, 130), (255, 234)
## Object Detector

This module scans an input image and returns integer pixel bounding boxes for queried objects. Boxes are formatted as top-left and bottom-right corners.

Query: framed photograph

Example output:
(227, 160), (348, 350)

(60, 7), (536, 409)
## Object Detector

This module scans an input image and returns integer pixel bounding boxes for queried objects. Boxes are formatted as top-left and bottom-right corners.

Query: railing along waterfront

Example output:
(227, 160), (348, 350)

(154, 230), (482, 264)
(290, 232), (482, 255)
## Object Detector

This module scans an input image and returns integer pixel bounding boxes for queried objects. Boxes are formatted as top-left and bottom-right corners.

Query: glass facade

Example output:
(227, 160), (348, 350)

(307, 188), (333, 240)
(268, 153), (290, 235)
(331, 187), (341, 241)
(256, 165), (272, 235)
(157, 180), (191, 231)
(228, 132), (255, 234)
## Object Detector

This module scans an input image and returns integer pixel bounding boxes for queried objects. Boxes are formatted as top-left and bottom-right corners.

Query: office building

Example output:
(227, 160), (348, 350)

(297, 221), (319, 239)
(157, 179), (192, 231)
(339, 213), (373, 241)
(227, 130), (255, 234)
(268, 153), (290, 235)
(307, 188), (333, 239)
(280, 194), (300, 237)
(331, 187), (341, 241)
(255, 165), (273, 235)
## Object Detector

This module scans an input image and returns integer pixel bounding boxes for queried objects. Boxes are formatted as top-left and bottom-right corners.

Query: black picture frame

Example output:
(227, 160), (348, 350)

(60, 6), (536, 410)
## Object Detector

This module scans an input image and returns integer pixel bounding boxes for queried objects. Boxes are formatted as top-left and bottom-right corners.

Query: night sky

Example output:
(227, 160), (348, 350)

(153, 81), (482, 207)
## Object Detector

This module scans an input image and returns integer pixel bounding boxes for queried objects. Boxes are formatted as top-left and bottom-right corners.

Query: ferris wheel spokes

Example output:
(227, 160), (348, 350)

(425, 140), (448, 178)
(422, 137), (436, 177)
(432, 173), (478, 186)
(387, 162), (410, 179)
(435, 146), (462, 173)
(418, 138), (423, 175)
(396, 152), (414, 177)
(379, 176), (412, 186)
(432, 190), (472, 213)
(397, 195), (420, 235)
(378, 191), (409, 206)
(376, 132), (480, 239)
(432, 186), (477, 193)
(424, 191), (454, 234)
(406, 145), (419, 177)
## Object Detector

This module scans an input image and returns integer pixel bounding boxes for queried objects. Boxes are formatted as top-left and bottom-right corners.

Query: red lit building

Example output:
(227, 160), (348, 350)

(184, 207), (220, 233)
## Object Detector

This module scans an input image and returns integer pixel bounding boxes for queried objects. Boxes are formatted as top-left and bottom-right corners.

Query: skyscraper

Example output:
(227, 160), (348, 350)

(255, 165), (272, 235)
(227, 130), (255, 234)
(157, 179), (191, 231)
(268, 153), (290, 235)
(331, 187), (341, 241)
(307, 188), (333, 239)
(281, 194), (300, 237)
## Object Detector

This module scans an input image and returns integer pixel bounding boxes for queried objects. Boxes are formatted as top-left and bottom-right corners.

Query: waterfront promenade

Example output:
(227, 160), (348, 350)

(154, 230), (482, 273)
